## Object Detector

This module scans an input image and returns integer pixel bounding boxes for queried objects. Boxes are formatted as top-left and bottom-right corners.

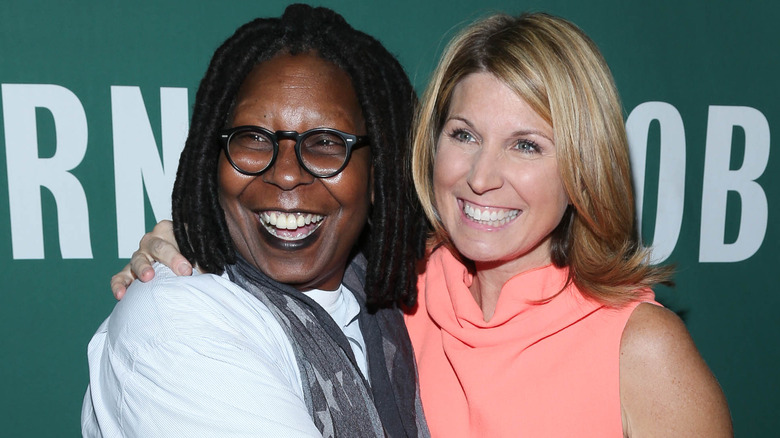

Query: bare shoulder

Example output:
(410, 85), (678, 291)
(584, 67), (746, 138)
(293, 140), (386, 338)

(621, 303), (694, 360)
(620, 303), (733, 437)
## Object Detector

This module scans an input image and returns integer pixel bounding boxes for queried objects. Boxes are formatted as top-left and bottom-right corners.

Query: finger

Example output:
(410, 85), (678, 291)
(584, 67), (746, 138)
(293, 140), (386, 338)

(110, 263), (135, 300)
(142, 221), (192, 276)
(145, 236), (191, 275)
(129, 249), (156, 282)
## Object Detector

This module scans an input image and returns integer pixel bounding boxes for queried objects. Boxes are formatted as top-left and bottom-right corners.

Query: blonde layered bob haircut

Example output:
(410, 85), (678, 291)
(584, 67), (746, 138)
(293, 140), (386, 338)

(411, 12), (672, 305)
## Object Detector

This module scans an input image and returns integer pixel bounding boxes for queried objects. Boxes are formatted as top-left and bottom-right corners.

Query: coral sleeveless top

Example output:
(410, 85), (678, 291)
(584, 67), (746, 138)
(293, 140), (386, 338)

(405, 247), (655, 437)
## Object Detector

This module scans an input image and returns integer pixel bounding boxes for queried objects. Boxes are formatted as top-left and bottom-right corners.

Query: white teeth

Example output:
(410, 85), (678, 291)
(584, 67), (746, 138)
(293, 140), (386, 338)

(462, 202), (518, 227)
(285, 213), (296, 230)
(259, 211), (325, 240)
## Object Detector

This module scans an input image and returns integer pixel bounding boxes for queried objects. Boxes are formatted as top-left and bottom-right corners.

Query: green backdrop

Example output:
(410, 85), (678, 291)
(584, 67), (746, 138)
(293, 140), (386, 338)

(1, 0), (776, 436)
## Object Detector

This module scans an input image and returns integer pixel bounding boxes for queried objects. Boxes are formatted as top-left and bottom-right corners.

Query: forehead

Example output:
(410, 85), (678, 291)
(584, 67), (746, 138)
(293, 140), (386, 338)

(231, 52), (365, 131)
(449, 72), (551, 133)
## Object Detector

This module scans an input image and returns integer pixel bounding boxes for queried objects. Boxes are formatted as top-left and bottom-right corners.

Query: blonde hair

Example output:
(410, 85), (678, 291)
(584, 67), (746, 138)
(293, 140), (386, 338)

(411, 12), (672, 305)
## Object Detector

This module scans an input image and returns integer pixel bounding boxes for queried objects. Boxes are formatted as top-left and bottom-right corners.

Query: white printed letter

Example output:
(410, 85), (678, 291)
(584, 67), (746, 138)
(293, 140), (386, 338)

(626, 102), (686, 263)
(700, 106), (769, 262)
(112, 86), (188, 258)
(3, 83), (92, 259)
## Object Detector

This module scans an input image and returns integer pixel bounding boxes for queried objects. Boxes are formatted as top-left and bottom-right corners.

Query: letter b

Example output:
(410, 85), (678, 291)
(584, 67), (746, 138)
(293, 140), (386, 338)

(700, 106), (769, 262)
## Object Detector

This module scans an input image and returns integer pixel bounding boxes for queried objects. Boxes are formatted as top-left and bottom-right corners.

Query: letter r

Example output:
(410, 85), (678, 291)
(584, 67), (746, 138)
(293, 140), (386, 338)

(2, 84), (92, 259)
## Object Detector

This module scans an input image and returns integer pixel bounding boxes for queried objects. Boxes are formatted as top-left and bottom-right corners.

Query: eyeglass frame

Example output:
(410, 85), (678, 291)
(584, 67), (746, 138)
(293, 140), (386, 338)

(219, 125), (370, 178)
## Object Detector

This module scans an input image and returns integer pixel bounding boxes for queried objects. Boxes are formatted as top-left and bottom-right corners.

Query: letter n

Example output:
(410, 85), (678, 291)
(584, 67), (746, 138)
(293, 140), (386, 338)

(111, 86), (188, 258)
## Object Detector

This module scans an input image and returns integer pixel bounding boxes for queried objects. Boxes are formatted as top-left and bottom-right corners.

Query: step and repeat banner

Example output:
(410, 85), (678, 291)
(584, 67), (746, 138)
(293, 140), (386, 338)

(1, 0), (776, 435)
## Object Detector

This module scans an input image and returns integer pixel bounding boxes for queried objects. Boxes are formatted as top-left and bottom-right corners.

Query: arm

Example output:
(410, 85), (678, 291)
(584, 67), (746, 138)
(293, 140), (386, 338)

(620, 303), (733, 437)
(86, 273), (320, 437)
(111, 220), (192, 299)
(86, 336), (321, 437)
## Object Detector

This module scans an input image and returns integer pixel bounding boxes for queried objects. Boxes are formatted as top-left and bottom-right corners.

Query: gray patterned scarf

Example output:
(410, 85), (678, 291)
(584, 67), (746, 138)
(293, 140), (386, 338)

(225, 253), (429, 438)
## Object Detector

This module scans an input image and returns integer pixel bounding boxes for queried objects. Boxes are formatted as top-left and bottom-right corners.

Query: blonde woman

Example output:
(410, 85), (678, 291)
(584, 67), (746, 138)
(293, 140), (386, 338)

(407, 12), (731, 437)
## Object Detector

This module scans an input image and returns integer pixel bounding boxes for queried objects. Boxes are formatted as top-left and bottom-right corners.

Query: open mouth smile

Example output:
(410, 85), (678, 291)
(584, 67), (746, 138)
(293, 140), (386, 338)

(462, 200), (519, 227)
(259, 211), (324, 241)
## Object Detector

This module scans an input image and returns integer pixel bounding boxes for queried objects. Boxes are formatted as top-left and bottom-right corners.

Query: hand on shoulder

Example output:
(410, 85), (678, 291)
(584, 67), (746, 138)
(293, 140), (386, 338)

(110, 220), (192, 300)
(620, 303), (733, 437)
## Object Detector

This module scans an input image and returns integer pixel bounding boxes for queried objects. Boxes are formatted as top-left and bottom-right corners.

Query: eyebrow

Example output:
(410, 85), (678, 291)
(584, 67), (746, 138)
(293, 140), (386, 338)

(445, 115), (554, 143)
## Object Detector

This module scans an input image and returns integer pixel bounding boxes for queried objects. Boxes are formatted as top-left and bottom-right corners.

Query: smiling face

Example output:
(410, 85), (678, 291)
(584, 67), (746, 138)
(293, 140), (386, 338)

(433, 72), (569, 274)
(218, 52), (372, 291)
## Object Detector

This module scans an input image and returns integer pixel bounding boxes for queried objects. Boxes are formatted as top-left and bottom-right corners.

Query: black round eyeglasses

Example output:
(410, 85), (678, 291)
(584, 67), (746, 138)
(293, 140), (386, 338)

(220, 126), (370, 178)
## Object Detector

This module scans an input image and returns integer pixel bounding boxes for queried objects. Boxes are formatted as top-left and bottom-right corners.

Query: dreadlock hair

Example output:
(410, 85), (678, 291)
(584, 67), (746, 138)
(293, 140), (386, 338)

(171, 4), (427, 309)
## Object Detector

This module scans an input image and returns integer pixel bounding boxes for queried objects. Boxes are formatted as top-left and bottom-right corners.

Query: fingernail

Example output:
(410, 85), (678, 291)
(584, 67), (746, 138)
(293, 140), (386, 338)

(177, 263), (191, 275)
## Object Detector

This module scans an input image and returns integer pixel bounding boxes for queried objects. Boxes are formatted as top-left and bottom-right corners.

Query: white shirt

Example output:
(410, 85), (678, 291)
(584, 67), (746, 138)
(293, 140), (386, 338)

(304, 285), (369, 379)
(82, 264), (368, 437)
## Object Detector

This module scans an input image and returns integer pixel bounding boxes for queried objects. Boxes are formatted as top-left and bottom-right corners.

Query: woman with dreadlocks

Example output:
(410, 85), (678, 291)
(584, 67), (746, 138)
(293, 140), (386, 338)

(82, 4), (428, 437)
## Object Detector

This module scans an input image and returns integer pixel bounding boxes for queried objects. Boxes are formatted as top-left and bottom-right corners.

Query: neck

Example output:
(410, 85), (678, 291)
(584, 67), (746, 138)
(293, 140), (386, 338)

(469, 252), (552, 322)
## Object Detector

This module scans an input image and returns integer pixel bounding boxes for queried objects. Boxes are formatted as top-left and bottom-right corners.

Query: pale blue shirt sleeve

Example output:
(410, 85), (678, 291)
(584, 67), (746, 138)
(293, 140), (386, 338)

(82, 265), (320, 437)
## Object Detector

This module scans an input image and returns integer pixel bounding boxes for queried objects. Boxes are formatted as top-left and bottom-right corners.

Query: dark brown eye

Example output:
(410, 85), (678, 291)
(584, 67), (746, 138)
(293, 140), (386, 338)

(303, 132), (348, 156)
(231, 131), (274, 151)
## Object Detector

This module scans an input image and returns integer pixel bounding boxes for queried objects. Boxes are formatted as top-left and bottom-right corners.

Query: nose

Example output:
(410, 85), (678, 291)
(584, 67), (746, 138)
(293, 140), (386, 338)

(466, 146), (504, 195)
(261, 139), (315, 189)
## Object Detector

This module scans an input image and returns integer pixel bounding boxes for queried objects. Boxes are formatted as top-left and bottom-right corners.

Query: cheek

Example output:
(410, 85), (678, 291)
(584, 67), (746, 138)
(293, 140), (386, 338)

(217, 155), (256, 201)
(216, 166), (239, 221)
(543, 166), (569, 206)
(432, 145), (465, 200)
(216, 157), (256, 234)
(325, 155), (373, 215)
(433, 144), (481, 230)
(217, 156), (239, 198)
(431, 157), (449, 214)
(505, 161), (567, 209)
(214, 162), (247, 254)
(531, 167), (569, 216)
